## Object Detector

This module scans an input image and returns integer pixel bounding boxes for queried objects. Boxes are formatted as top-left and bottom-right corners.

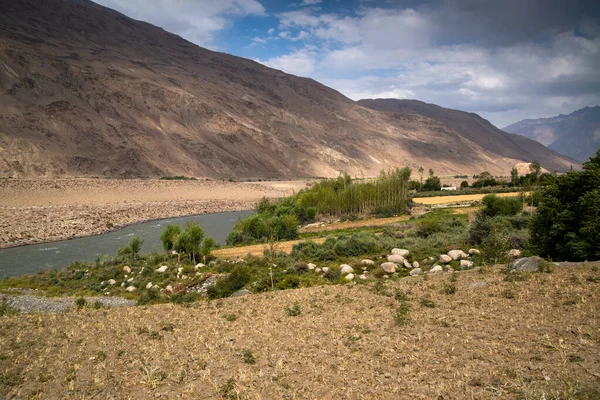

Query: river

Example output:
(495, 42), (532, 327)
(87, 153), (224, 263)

(0, 210), (253, 278)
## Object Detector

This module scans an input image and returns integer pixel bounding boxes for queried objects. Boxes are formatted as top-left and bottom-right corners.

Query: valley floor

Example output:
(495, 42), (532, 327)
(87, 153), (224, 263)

(0, 179), (305, 248)
(1, 264), (599, 399)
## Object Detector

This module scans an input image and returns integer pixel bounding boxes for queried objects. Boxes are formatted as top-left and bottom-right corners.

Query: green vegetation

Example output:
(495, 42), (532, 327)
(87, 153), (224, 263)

(174, 222), (205, 263)
(117, 235), (144, 263)
(530, 150), (600, 261)
(285, 303), (302, 317)
(160, 224), (180, 253)
(480, 194), (523, 217)
(159, 176), (197, 180)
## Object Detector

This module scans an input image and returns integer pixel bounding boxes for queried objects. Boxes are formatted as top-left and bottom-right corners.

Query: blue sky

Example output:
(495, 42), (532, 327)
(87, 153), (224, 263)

(94, 0), (600, 127)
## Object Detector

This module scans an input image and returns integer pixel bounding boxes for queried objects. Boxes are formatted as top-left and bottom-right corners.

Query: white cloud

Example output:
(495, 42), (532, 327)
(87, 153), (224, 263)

(256, 48), (317, 76)
(93, 0), (266, 46)
(267, 28), (275, 35)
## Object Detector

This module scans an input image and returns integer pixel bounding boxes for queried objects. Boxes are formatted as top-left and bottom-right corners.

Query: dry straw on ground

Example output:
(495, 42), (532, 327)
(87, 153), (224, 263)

(1, 265), (599, 399)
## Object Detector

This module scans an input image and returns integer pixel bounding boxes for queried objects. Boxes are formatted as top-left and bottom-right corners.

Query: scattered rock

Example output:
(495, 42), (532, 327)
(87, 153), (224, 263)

(361, 259), (375, 265)
(507, 249), (522, 258)
(383, 275), (389, 279)
(409, 268), (422, 276)
(194, 263), (204, 270)
(345, 273), (355, 281)
(359, 274), (367, 280)
(391, 248), (410, 257)
(165, 285), (173, 293)
(381, 262), (397, 274)
(322, 267), (330, 273)
(178, 267), (184, 274)
(315, 268), (322, 273)
(387, 254), (405, 263)
(460, 260), (474, 269)
(125, 286), (136, 292)
(145, 282), (153, 289)
(439, 255), (452, 264)
(157, 265), (168, 273)
(468, 249), (481, 256)
(122, 266), (131, 274)
(403, 260), (412, 269)
(232, 289), (252, 297)
(307, 263), (316, 270)
(340, 264), (354, 274)
(448, 250), (468, 260)
(120, 282), (125, 287)
(429, 265), (443, 273)
(508, 256), (542, 272)
(446, 265), (455, 272)
(108, 279), (116, 285)
(412, 261), (420, 269)
(127, 277), (133, 283)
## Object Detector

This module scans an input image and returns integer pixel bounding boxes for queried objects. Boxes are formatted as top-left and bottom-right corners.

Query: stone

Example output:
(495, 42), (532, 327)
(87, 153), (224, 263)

(446, 265), (455, 272)
(359, 274), (367, 280)
(165, 285), (174, 293)
(383, 275), (389, 279)
(409, 268), (422, 276)
(315, 268), (322, 273)
(194, 263), (205, 270)
(178, 267), (184, 274)
(381, 262), (397, 274)
(361, 259), (375, 265)
(345, 273), (355, 281)
(362, 266), (368, 271)
(460, 260), (474, 269)
(508, 256), (542, 273)
(322, 267), (330, 273)
(468, 249), (481, 256)
(429, 265), (443, 273)
(340, 264), (354, 274)
(120, 282), (125, 287)
(123, 266), (131, 274)
(145, 282), (153, 289)
(127, 277), (133, 283)
(152, 285), (159, 290)
(403, 260), (412, 269)
(448, 250), (468, 260)
(307, 263), (316, 270)
(507, 249), (522, 258)
(157, 265), (168, 273)
(125, 286), (136, 292)
(232, 289), (252, 297)
(439, 255), (452, 264)
(391, 248), (410, 257)
(108, 279), (116, 285)
(412, 261), (420, 269)
(387, 254), (405, 263)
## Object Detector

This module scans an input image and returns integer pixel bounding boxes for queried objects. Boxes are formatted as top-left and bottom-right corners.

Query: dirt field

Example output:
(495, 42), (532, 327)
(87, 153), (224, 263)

(1, 265), (598, 399)
(0, 179), (306, 248)
(213, 237), (328, 258)
(413, 192), (522, 205)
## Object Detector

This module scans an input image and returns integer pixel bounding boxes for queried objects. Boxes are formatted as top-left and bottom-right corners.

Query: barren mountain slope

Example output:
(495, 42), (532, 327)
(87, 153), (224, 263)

(358, 99), (580, 172)
(503, 106), (600, 162)
(0, 0), (576, 178)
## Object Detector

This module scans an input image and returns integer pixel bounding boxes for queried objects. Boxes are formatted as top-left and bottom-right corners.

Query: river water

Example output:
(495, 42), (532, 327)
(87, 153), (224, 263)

(0, 210), (253, 278)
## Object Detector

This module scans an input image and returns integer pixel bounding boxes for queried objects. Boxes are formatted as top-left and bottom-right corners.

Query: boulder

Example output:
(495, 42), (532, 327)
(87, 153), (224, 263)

(468, 249), (481, 256)
(178, 267), (184, 274)
(232, 289), (252, 297)
(307, 263), (317, 270)
(409, 268), (422, 276)
(108, 279), (116, 285)
(507, 249), (522, 258)
(123, 266), (131, 274)
(165, 285), (173, 293)
(127, 277), (133, 283)
(439, 255), (452, 264)
(429, 265), (443, 273)
(387, 254), (405, 263)
(345, 273), (355, 281)
(194, 263), (205, 270)
(391, 248), (410, 257)
(322, 267), (330, 273)
(448, 250), (468, 260)
(412, 261), (420, 269)
(359, 274), (367, 280)
(403, 260), (412, 269)
(145, 282), (153, 289)
(508, 256), (542, 273)
(125, 286), (136, 292)
(383, 275), (389, 279)
(361, 259), (375, 265)
(381, 262), (397, 274)
(460, 260), (473, 269)
(315, 268), (322, 273)
(120, 282), (125, 287)
(157, 265), (168, 273)
(340, 264), (354, 274)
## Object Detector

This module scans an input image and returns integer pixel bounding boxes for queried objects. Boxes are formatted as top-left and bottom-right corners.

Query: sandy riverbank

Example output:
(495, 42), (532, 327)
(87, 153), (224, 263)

(0, 179), (306, 248)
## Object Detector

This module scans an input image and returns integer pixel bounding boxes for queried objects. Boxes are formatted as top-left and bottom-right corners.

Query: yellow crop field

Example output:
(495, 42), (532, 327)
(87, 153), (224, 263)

(412, 191), (523, 205)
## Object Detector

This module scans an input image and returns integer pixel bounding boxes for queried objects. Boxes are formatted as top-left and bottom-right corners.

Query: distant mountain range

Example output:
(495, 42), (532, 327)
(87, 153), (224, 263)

(503, 106), (600, 162)
(0, 0), (579, 178)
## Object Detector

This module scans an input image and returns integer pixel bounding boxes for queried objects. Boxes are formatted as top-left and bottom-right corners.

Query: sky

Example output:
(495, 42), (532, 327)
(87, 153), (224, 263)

(93, 0), (600, 128)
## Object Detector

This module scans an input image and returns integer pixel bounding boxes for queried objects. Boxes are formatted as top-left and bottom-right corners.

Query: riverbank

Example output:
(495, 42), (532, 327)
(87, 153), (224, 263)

(0, 179), (306, 248)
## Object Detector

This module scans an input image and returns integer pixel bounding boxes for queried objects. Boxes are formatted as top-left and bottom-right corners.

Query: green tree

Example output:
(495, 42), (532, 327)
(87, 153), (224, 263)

(174, 222), (205, 263)
(160, 224), (180, 253)
(460, 180), (469, 189)
(117, 235), (144, 263)
(422, 176), (441, 191)
(418, 167), (424, 184)
(530, 150), (600, 261)
(200, 236), (217, 263)
(510, 167), (519, 186)
(428, 168), (434, 178)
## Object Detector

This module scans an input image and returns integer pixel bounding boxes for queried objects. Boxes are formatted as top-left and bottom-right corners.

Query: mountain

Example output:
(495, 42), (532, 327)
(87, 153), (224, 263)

(357, 99), (580, 172)
(0, 0), (578, 179)
(503, 106), (600, 162)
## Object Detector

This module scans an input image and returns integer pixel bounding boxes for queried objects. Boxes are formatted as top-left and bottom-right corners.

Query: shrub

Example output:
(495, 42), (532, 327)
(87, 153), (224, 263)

(75, 297), (87, 311)
(416, 218), (442, 238)
(285, 303), (302, 316)
(207, 266), (251, 299)
(480, 194), (523, 217)
(393, 301), (410, 326)
(160, 224), (181, 252)
(242, 350), (256, 364)
(137, 288), (161, 305)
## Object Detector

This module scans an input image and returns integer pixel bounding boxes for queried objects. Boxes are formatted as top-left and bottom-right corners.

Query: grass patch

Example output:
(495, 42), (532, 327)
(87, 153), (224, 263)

(393, 301), (410, 326)
(285, 303), (302, 317)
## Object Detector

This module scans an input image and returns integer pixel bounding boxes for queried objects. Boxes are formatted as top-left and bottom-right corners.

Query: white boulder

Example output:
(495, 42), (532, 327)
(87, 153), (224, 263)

(361, 259), (375, 265)
(460, 260), (474, 269)
(125, 286), (136, 292)
(381, 262), (397, 274)
(409, 268), (422, 276)
(307, 263), (316, 270)
(388, 254), (405, 263)
(391, 248), (410, 257)
(439, 255), (452, 264)
(412, 261), (420, 269)
(108, 279), (116, 285)
(315, 268), (322, 273)
(322, 267), (330, 273)
(359, 274), (367, 280)
(340, 264), (354, 274)
(123, 266), (131, 274)
(429, 265), (443, 273)
(165, 285), (173, 293)
(157, 265), (168, 273)
(145, 282), (153, 289)
(448, 250), (468, 260)
(345, 273), (355, 281)
(507, 249), (522, 258)
(403, 260), (412, 269)
(468, 249), (481, 256)
(194, 263), (205, 270)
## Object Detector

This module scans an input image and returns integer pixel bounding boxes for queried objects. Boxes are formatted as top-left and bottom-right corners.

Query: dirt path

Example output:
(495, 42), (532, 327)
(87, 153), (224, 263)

(412, 191), (522, 205)
(0, 179), (306, 248)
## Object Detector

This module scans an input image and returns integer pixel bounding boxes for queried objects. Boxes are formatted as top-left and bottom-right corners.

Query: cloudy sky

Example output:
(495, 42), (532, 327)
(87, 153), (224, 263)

(94, 0), (600, 128)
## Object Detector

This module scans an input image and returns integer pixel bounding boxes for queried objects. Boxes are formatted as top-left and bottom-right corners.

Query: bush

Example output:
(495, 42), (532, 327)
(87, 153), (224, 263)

(416, 218), (442, 238)
(480, 194), (523, 217)
(207, 266), (252, 299)
(137, 288), (161, 305)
